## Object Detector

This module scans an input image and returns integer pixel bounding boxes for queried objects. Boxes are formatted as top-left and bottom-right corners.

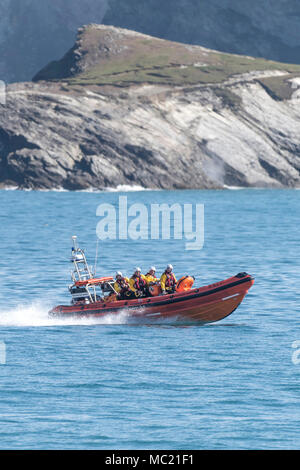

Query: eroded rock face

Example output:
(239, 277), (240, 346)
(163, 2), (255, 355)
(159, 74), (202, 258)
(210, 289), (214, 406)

(1, 74), (300, 190)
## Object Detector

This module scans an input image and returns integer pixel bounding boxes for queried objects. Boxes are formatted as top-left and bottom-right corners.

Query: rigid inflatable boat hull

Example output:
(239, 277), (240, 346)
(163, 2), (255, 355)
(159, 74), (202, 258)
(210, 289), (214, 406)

(49, 273), (254, 324)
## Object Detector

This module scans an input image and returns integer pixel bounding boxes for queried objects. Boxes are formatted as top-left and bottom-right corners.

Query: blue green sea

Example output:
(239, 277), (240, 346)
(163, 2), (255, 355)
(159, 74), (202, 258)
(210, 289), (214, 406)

(0, 189), (299, 449)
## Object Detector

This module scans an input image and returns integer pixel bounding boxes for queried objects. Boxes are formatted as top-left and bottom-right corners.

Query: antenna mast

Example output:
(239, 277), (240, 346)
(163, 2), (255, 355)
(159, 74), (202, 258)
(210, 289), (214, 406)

(94, 238), (99, 277)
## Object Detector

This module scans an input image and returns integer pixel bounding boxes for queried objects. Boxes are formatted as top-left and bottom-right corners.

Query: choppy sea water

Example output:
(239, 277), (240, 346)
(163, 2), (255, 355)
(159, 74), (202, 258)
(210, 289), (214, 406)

(0, 189), (299, 449)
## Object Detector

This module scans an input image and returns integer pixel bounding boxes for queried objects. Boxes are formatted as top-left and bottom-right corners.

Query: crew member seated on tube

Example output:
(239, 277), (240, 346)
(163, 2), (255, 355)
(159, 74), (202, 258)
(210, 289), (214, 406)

(144, 267), (158, 285)
(114, 272), (135, 300)
(160, 264), (177, 295)
(130, 267), (147, 298)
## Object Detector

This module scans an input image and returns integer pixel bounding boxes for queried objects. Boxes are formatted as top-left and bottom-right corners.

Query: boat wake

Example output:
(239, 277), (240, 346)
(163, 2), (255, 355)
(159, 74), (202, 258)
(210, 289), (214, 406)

(0, 301), (186, 327)
(0, 301), (133, 327)
(0, 301), (193, 328)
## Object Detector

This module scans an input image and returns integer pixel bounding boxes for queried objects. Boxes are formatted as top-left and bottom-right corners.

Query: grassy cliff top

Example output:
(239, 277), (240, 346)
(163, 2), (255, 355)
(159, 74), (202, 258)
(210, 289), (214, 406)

(33, 24), (300, 92)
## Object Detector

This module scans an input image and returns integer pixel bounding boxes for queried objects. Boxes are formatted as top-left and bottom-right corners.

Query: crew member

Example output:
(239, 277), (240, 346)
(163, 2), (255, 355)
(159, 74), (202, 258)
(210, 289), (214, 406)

(130, 267), (147, 297)
(160, 264), (177, 295)
(114, 272), (134, 300)
(144, 267), (158, 285)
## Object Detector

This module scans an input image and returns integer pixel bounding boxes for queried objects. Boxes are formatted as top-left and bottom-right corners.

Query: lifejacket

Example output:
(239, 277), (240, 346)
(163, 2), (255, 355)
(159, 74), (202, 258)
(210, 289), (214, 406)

(117, 278), (130, 292)
(164, 272), (176, 288)
(132, 274), (146, 291)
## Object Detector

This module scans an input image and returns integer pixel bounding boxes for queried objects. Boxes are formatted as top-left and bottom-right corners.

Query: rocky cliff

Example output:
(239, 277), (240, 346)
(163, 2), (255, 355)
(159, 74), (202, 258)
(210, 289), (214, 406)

(1, 25), (300, 190)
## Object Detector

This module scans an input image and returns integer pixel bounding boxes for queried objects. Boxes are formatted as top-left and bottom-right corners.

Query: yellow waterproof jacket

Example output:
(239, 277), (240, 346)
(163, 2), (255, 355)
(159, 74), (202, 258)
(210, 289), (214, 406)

(160, 272), (177, 291)
(144, 273), (158, 285)
(114, 277), (130, 294)
(129, 274), (147, 293)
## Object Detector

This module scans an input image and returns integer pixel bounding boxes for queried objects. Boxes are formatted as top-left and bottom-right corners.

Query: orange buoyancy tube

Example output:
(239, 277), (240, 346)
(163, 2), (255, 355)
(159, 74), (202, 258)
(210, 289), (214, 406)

(176, 276), (195, 293)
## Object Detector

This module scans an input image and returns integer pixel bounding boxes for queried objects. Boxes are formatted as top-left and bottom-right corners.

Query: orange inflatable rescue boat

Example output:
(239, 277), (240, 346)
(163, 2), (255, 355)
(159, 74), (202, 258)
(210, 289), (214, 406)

(49, 237), (255, 324)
